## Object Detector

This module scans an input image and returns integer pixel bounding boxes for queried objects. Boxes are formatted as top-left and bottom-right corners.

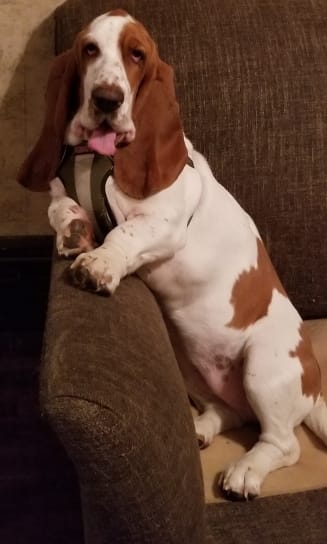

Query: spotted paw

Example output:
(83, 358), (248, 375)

(58, 218), (96, 257)
(70, 247), (121, 294)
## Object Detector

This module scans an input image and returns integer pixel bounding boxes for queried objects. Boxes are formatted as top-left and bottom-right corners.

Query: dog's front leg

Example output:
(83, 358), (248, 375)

(49, 178), (96, 257)
(70, 213), (186, 294)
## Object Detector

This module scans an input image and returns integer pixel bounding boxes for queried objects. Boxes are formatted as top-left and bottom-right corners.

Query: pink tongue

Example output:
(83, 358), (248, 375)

(88, 129), (117, 155)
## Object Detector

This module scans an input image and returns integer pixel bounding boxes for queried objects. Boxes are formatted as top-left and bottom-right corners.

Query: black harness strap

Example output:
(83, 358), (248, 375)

(57, 145), (116, 242)
(90, 154), (115, 235)
(57, 145), (195, 238)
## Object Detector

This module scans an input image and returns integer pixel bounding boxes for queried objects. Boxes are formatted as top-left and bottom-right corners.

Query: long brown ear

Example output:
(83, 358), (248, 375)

(114, 60), (188, 199)
(17, 50), (78, 191)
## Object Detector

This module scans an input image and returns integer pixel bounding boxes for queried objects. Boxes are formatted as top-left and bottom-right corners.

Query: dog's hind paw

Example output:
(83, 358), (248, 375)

(219, 458), (261, 500)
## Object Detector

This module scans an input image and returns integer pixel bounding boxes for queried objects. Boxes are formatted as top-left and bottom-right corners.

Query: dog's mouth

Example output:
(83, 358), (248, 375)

(87, 121), (134, 156)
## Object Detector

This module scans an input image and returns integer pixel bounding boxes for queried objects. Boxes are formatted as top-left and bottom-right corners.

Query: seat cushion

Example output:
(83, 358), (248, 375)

(201, 318), (327, 502)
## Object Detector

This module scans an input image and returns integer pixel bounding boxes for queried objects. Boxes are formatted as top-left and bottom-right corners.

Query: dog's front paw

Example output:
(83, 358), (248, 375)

(70, 247), (121, 294)
(57, 217), (96, 258)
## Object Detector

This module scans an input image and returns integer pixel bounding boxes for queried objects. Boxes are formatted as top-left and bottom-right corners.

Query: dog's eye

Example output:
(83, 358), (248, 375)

(84, 42), (99, 57)
(131, 49), (145, 63)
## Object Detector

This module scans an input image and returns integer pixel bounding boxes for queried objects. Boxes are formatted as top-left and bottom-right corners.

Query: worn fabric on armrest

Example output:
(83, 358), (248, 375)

(40, 257), (207, 544)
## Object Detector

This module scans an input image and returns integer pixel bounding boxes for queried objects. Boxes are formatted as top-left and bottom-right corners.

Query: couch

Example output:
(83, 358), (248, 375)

(39, 1), (327, 542)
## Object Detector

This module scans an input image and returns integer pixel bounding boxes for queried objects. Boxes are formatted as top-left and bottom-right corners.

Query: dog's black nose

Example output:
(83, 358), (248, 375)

(92, 85), (124, 113)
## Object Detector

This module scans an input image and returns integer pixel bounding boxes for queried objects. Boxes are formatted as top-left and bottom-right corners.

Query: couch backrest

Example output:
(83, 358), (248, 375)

(55, 0), (327, 318)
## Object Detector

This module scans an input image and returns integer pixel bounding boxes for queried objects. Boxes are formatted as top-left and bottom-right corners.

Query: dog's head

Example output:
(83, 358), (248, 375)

(18, 10), (187, 198)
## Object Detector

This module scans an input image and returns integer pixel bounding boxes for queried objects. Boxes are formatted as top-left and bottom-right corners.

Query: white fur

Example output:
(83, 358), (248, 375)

(48, 13), (327, 500)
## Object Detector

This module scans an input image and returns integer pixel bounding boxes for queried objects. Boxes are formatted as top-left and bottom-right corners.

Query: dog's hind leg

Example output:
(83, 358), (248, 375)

(220, 335), (313, 500)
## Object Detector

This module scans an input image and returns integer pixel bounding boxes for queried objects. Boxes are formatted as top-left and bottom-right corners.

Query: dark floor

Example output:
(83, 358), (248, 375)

(0, 237), (84, 544)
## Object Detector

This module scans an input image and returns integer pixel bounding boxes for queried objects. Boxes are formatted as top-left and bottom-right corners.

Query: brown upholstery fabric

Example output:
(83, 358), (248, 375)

(206, 488), (327, 544)
(41, 258), (206, 543)
(55, 0), (327, 318)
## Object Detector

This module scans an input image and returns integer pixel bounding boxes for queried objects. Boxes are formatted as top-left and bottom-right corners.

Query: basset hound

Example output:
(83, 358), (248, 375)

(18, 10), (327, 500)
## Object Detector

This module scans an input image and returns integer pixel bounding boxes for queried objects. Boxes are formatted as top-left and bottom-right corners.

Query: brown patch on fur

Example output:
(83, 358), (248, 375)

(63, 219), (95, 251)
(290, 323), (321, 399)
(119, 21), (156, 92)
(227, 238), (287, 329)
(63, 219), (88, 248)
(114, 21), (188, 199)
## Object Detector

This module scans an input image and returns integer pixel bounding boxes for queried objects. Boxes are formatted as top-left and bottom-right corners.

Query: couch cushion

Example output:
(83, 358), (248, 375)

(206, 488), (327, 543)
(200, 318), (327, 503)
(55, 0), (327, 319)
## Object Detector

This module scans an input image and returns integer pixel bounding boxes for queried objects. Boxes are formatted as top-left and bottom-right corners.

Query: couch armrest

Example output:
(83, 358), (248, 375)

(40, 256), (206, 543)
